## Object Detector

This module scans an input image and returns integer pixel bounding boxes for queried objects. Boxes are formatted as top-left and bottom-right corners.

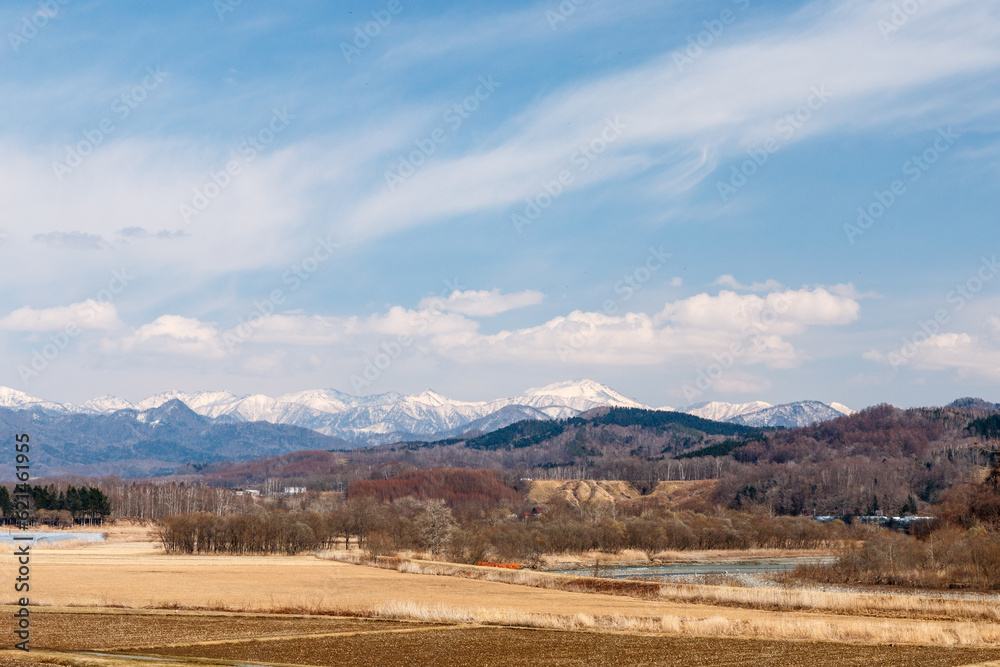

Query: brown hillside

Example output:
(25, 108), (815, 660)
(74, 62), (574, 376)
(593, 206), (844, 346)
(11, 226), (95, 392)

(647, 479), (719, 511)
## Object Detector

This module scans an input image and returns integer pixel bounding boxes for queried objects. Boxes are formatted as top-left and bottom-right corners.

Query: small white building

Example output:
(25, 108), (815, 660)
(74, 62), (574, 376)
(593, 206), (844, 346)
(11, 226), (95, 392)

(283, 486), (307, 495)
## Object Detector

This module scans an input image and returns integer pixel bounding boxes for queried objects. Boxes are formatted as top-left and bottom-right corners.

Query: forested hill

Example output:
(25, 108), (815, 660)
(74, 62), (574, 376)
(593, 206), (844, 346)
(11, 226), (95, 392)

(197, 406), (768, 487)
(197, 403), (998, 517)
(712, 404), (994, 515)
(358, 406), (773, 488)
(460, 407), (761, 451)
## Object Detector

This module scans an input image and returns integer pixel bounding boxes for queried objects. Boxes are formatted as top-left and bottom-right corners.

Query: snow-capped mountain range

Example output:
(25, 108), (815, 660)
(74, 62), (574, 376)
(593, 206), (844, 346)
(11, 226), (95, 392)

(0, 380), (854, 446)
(685, 399), (855, 428)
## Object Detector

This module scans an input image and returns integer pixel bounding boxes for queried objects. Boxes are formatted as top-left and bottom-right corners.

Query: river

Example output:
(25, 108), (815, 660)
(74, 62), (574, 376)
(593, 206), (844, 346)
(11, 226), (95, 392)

(0, 531), (106, 543)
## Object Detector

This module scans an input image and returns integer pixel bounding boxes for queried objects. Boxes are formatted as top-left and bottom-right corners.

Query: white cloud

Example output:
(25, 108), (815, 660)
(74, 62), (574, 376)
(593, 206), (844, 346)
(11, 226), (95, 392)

(107, 315), (227, 360)
(89, 284), (860, 375)
(0, 116), (422, 307)
(425, 286), (858, 369)
(872, 331), (1000, 382)
(657, 287), (860, 335)
(0, 300), (122, 332)
(713, 275), (784, 292)
(420, 288), (544, 317)
(711, 375), (772, 395)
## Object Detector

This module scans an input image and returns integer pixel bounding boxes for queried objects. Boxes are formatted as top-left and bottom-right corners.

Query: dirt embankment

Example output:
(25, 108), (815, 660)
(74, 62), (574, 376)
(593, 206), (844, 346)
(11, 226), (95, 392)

(526, 479), (641, 508)
(526, 478), (717, 510)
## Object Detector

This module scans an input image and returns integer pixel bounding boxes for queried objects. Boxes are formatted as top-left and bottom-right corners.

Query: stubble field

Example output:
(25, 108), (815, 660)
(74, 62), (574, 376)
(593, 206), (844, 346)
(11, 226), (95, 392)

(3, 610), (1000, 667)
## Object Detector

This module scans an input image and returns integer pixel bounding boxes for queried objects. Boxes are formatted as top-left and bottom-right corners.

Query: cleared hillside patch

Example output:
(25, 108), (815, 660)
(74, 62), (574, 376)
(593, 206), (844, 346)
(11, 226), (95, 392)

(526, 480), (641, 508)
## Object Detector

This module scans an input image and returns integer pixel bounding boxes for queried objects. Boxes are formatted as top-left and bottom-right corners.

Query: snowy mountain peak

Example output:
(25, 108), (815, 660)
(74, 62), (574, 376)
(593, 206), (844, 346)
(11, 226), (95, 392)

(726, 400), (848, 428)
(141, 398), (203, 423)
(408, 389), (458, 407)
(276, 388), (354, 414)
(522, 379), (646, 408)
(681, 399), (856, 428)
(0, 387), (63, 411)
(81, 395), (136, 413)
(829, 402), (856, 416)
(686, 400), (773, 422)
(135, 389), (241, 412)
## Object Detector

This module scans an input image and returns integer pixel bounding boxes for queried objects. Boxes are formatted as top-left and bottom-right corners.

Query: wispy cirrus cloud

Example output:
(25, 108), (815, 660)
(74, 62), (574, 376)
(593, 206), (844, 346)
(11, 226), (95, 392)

(341, 0), (1000, 241)
(32, 231), (109, 250)
(420, 288), (544, 316)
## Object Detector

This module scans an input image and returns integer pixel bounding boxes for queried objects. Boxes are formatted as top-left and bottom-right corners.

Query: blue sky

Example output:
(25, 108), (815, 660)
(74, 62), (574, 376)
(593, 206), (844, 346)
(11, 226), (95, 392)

(0, 0), (998, 409)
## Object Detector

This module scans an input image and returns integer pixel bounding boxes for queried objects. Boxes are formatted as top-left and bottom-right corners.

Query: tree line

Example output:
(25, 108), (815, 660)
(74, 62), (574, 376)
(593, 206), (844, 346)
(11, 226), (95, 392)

(796, 458), (1000, 590)
(0, 484), (111, 526)
(155, 487), (848, 561)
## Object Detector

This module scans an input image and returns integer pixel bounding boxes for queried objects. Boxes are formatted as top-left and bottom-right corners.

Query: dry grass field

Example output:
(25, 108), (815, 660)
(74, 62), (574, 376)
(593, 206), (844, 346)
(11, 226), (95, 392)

(1, 525), (999, 666)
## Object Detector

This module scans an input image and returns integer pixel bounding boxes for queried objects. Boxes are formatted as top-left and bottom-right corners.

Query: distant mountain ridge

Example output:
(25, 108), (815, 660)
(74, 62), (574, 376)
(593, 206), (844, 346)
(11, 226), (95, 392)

(684, 399), (854, 428)
(0, 399), (350, 478)
(685, 400), (775, 422)
(0, 381), (855, 445)
(727, 400), (851, 428)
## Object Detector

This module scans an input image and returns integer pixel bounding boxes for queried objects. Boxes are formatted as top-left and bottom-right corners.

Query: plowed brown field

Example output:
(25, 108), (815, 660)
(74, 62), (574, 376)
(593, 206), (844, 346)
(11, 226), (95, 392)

(4, 611), (1000, 667)
(28, 609), (434, 651)
(138, 628), (1000, 667)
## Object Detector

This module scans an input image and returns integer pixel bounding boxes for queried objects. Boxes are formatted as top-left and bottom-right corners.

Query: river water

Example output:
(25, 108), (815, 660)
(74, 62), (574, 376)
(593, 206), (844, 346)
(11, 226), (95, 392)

(0, 531), (106, 543)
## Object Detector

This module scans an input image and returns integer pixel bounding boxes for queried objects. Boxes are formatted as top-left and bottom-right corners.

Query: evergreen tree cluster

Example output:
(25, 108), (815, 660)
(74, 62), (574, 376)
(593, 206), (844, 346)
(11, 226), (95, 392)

(968, 414), (1000, 440)
(589, 407), (762, 437)
(0, 484), (111, 520)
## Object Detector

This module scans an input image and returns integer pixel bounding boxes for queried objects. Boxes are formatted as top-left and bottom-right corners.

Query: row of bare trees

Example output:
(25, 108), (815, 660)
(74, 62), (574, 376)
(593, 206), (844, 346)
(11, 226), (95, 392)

(158, 511), (328, 555)
(157, 496), (458, 556)
(155, 487), (849, 562)
(101, 480), (257, 520)
(799, 526), (1000, 590)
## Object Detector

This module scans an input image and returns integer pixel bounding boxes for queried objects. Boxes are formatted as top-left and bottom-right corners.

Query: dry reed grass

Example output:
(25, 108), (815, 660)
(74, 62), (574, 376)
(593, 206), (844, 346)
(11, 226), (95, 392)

(322, 551), (1000, 624)
(539, 547), (834, 568)
(368, 599), (1000, 646)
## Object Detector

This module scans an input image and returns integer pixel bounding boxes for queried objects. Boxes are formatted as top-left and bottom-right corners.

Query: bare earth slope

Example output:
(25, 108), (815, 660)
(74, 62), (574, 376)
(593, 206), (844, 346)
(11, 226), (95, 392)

(527, 479), (642, 507)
